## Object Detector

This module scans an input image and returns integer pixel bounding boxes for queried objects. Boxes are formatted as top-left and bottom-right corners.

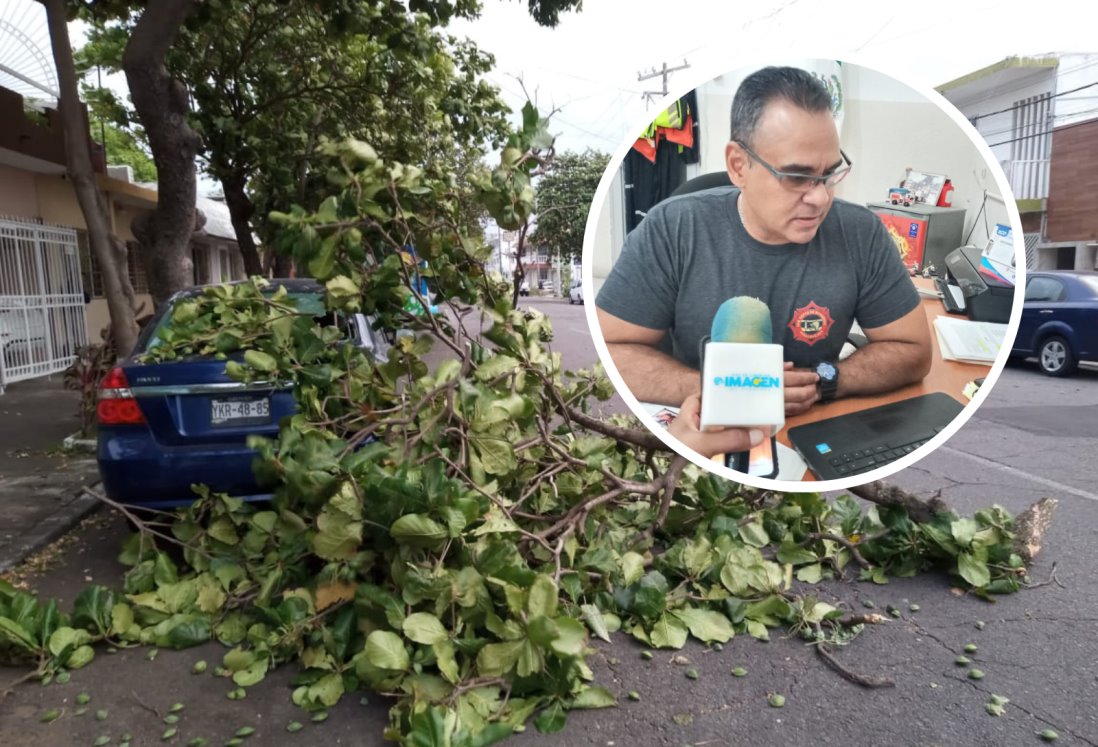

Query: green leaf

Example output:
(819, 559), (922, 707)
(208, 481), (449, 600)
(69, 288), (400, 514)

(620, 552), (645, 586)
(73, 585), (115, 634)
(744, 620), (770, 641)
(409, 705), (451, 747)
(232, 656), (270, 688)
(364, 630), (410, 671)
(48, 626), (92, 659)
(796, 563), (823, 584)
(68, 645), (95, 669)
(390, 514), (447, 551)
(571, 686), (616, 709)
(649, 614), (688, 649)
(958, 552), (991, 588)
(579, 604), (611, 643)
(434, 640), (460, 684)
(471, 437), (516, 475)
(0, 617), (37, 652)
(738, 522), (769, 548)
(306, 673), (345, 708)
(534, 701), (567, 733)
(547, 617), (586, 657)
(776, 542), (818, 566)
(403, 612), (448, 645)
(243, 349), (277, 373)
(526, 575), (558, 619)
(951, 518), (979, 547)
(672, 608), (735, 643)
(476, 640), (524, 677)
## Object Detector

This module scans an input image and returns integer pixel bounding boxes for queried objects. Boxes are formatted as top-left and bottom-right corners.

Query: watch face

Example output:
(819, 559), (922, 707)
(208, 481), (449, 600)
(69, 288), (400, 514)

(817, 361), (836, 380)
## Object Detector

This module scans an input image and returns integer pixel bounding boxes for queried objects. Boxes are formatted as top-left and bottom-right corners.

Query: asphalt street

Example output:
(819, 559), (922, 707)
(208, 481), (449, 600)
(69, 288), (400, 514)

(1, 297), (1096, 746)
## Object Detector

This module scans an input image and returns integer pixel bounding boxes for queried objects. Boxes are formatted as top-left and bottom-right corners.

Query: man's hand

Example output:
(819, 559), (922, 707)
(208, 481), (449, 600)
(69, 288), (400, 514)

(667, 394), (766, 458)
(784, 362), (819, 416)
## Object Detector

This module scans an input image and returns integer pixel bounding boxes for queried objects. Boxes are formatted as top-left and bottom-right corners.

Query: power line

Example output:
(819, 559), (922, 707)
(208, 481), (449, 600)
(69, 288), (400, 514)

(984, 106), (1098, 149)
(966, 80), (1098, 122)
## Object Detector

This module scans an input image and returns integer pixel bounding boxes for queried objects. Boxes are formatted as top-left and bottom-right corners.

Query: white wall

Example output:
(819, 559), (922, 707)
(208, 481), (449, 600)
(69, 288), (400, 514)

(1052, 54), (1098, 128)
(943, 66), (1055, 167)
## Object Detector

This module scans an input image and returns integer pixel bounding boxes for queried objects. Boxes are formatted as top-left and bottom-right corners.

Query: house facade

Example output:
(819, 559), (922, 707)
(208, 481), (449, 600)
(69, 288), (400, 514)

(0, 84), (245, 389)
(939, 54), (1098, 270)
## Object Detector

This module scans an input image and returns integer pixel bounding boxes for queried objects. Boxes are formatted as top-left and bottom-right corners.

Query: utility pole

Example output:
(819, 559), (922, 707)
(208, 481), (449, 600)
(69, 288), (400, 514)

(637, 59), (691, 107)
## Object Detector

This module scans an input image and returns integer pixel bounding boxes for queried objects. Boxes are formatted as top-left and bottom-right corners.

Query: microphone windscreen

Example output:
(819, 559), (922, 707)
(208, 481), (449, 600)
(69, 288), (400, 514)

(710, 296), (773, 344)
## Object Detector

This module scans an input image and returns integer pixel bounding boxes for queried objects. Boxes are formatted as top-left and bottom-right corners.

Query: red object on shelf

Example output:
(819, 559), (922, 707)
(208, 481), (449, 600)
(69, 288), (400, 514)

(936, 179), (954, 207)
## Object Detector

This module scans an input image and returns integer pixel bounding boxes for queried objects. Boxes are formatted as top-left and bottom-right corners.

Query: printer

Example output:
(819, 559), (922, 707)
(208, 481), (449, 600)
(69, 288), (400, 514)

(943, 245), (1013, 323)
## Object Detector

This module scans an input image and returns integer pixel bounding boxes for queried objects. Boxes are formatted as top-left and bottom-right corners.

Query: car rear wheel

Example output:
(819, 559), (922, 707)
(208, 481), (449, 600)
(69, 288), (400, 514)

(1038, 335), (1077, 376)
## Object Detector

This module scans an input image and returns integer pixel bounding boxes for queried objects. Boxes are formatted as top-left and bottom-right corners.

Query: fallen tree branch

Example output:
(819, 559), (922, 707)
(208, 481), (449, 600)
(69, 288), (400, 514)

(1012, 497), (1058, 565)
(798, 532), (872, 570)
(1025, 561), (1065, 591)
(563, 406), (666, 451)
(80, 487), (212, 560)
(653, 454), (688, 530)
(815, 644), (895, 689)
(848, 481), (948, 524)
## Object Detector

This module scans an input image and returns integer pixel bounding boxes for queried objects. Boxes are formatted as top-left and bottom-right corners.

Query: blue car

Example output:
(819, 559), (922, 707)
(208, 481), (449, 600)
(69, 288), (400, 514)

(1011, 270), (1098, 376)
(97, 279), (386, 508)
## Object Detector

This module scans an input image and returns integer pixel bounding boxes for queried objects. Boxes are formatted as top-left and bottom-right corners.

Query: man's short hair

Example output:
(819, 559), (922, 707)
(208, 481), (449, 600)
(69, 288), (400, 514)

(730, 66), (833, 146)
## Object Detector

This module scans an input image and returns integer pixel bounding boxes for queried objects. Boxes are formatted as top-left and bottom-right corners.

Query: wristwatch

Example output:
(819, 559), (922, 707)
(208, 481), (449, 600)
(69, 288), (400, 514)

(815, 361), (839, 402)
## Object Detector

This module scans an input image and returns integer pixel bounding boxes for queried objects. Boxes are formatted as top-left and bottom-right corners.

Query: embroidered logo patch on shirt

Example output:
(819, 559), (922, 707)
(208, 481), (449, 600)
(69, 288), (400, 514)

(788, 301), (834, 346)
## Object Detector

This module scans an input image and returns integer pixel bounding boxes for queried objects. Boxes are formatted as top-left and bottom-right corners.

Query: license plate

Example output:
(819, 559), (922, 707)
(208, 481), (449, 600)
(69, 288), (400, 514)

(210, 396), (271, 425)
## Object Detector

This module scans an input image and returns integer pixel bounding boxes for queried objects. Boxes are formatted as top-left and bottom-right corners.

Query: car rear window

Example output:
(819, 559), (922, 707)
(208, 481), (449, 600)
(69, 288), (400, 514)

(1077, 276), (1098, 297)
(142, 290), (326, 353)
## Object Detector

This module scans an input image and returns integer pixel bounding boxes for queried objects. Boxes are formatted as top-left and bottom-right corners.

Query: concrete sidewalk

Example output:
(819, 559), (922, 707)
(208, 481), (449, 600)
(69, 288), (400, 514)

(0, 375), (101, 572)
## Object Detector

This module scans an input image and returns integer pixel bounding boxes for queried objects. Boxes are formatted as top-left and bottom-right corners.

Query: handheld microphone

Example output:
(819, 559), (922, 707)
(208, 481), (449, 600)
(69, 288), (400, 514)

(698, 297), (785, 475)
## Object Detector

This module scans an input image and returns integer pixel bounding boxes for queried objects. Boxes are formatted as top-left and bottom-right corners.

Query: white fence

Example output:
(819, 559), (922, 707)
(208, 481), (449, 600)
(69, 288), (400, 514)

(0, 216), (87, 393)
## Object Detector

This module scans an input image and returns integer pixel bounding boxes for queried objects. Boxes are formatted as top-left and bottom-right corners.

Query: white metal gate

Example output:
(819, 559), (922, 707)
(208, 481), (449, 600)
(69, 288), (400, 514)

(0, 215), (87, 393)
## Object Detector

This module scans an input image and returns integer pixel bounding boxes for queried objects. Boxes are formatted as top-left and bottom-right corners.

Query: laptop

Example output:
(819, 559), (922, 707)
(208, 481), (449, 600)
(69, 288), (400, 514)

(787, 392), (965, 480)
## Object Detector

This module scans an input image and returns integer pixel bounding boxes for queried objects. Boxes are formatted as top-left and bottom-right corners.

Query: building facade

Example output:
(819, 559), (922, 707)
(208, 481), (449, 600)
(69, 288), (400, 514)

(939, 54), (1098, 271)
(0, 85), (245, 387)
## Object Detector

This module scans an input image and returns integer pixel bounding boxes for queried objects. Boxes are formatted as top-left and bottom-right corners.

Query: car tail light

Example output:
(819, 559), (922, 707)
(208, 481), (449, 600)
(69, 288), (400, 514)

(97, 367), (147, 425)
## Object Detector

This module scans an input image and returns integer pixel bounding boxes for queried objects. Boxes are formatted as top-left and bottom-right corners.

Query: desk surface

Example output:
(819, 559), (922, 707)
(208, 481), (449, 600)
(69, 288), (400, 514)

(779, 276), (992, 481)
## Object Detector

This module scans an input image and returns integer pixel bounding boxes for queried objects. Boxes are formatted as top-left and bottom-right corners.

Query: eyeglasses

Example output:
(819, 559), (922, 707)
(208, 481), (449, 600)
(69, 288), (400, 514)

(734, 140), (852, 192)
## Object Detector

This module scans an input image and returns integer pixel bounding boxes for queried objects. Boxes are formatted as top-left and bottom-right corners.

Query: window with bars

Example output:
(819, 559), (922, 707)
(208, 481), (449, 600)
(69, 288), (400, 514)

(77, 231), (150, 297)
(193, 245), (211, 285)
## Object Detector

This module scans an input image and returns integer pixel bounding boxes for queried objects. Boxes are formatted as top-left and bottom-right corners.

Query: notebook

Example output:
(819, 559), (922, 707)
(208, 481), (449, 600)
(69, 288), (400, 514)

(786, 392), (965, 480)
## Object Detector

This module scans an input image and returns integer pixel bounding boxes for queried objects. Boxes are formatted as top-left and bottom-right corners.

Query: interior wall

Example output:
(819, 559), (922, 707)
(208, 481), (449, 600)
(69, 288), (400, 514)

(589, 60), (1011, 281)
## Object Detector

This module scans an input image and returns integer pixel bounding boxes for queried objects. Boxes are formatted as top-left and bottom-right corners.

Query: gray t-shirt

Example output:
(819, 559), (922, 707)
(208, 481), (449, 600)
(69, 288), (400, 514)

(596, 187), (920, 370)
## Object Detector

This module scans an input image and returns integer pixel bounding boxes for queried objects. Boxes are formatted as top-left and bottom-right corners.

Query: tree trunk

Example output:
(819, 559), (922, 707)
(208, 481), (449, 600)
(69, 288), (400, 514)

(122, 0), (200, 308)
(220, 171), (263, 277)
(43, 0), (139, 357)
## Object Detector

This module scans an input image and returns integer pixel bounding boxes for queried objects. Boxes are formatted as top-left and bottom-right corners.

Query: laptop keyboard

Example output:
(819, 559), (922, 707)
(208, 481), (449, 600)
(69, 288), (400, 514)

(826, 435), (933, 476)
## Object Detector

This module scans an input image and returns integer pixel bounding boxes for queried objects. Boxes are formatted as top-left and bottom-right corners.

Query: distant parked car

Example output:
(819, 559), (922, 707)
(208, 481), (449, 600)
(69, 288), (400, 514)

(1011, 270), (1098, 376)
(538, 280), (555, 293)
(568, 282), (583, 305)
(97, 279), (389, 508)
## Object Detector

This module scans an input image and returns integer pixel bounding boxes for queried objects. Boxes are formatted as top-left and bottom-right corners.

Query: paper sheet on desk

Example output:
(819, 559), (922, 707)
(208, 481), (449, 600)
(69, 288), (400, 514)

(933, 316), (1007, 363)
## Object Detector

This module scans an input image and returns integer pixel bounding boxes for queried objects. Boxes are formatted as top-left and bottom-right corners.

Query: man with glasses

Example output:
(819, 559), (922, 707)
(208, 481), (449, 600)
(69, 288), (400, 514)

(596, 66), (932, 434)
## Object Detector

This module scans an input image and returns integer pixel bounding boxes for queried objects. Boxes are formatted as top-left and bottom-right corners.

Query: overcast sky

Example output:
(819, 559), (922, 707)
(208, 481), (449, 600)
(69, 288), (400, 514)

(7, 0), (1086, 194)
(453, 0), (1088, 156)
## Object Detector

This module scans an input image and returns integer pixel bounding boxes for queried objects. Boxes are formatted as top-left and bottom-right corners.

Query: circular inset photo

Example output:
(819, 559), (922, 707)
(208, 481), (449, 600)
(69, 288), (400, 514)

(583, 58), (1024, 491)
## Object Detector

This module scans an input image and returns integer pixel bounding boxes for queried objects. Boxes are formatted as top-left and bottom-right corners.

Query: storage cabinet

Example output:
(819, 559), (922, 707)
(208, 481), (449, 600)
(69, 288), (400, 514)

(867, 202), (966, 275)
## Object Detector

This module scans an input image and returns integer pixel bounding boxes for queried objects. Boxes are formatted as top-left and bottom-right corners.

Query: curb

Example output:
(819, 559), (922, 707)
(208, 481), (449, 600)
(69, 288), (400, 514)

(0, 481), (103, 573)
